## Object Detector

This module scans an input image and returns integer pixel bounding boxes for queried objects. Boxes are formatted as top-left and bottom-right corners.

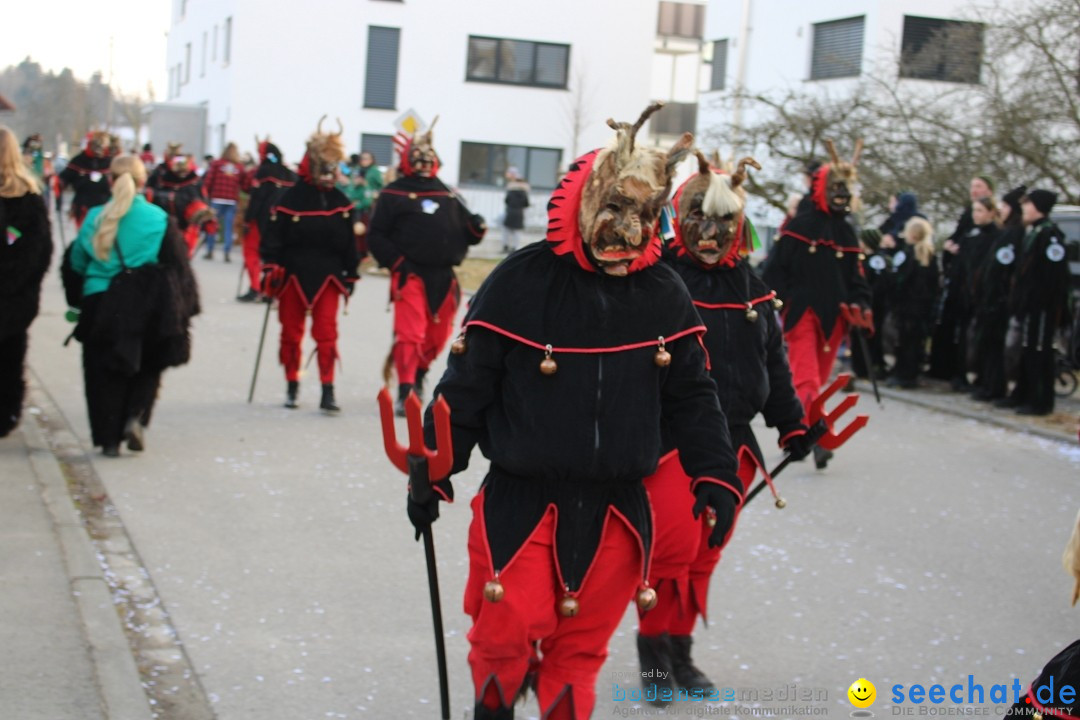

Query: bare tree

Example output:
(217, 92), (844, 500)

(563, 63), (594, 161)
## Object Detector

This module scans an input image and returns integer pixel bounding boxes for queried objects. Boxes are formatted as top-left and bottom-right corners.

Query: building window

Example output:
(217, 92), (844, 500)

(459, 142), (562, 190)
(709, 38), (728, 91)
(224, 17), (232, 65)
(809, 16), (864, 80)
(900, 15), (983, 84)
(183, 43), (191, 85)
(650, 102), (697, 136)
(364, 26), (400, 109)
(466, 36), (569, 89)
(657, 2), (705, 39)
(361, 133), (395, 167)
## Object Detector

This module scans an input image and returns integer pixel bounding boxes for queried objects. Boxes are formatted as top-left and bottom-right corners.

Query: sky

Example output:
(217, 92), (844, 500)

(3, 0), (170, 97)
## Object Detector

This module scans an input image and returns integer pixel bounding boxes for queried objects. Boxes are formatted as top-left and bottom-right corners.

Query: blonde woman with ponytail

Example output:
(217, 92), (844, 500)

(886, 216), (940, 389)
(0, 125), (53, 437)
(67, 154), (200, 457)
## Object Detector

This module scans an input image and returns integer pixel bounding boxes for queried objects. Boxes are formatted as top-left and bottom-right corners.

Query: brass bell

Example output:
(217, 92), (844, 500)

(654, 337), (671, 367)
(772, 298), (784, 311)
(342, 211), (350, 219)
(1033, 713), (1043, 720)
(636, 586), (658, 611)
(483, 576), (505, 603)
(823, 344), (831, 353)
(705, 509), (717, 528)
(808, 243), (817, 254)
(292, 215), (300, 223)
(745, 303), (759, 323)
(558, 595), (580, 617)
(858, 252), (866, 261)
(450, 334), (466, 355)
(775, 497), (787, 509)
(540, 344), (558, 375)
(408, 192), (418, 200)
(270, 213), (278, 222)
(835, 250), (844, 259)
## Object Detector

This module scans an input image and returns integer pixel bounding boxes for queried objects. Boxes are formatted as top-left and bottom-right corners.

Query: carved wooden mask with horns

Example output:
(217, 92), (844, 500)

(580, 102), (693, 277)
(307, 116), (345, 190)
(821, 138), (863, 214)
(408, 115), (439, 177)
(677, 152), (760, 267)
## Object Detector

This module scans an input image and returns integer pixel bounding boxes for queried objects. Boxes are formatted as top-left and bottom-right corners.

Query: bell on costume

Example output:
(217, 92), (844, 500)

(540, 344), (557, 375)
(654, 337), (671, 367)
(557, 594), (579, 617)
(745, 302), (759, 323)
(483, 575), (505, 603)
(451, 333), (466, 354)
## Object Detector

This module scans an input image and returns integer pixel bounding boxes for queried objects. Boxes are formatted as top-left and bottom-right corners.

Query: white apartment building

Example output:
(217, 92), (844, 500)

(163, 0), (684, 227)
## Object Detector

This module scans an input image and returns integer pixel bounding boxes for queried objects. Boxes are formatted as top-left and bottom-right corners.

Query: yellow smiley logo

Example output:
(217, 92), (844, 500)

(848, 678), (876, 708)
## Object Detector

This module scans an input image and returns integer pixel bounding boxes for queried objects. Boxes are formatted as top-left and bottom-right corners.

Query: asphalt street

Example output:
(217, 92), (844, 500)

(15, 231), (1080, 719)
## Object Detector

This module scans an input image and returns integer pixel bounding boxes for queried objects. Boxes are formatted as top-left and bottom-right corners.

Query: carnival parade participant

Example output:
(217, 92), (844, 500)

(410, 104), (741, 720)
(761, 140), (872, 468)
(64, 155), (200, 456)
(636, 151), (811, 702)
(59, 130), (119, 229)
(260, 118), (360, 413)
(367, 118), (486, 415)
(238, 138), (296, 302)
(0, 126), (53, 437)
(146, 151), (218, 258)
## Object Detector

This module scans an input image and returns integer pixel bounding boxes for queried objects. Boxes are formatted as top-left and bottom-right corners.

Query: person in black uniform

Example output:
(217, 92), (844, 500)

(59, 130), (119, 229)
(239, 139), (296, 302)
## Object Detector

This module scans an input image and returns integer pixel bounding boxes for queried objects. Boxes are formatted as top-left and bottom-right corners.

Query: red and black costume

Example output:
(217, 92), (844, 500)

(638, 159), (808, 699)
(260, 124), (359, 412)
(146, 155), (216, 258)
(59, 132), (117, 229)
(241, 141), (296, 300)
(761, 160), (871, 426)
(415, 113), (740, 720)
(367, 126), (485, 411)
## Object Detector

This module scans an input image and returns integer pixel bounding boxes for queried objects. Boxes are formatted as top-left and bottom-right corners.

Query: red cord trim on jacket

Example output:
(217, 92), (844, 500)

(275, 204), (354, 218)
(1026, 686), (1080, 719)
(461, 320), (707, 354)
(693, 291), (777, 311)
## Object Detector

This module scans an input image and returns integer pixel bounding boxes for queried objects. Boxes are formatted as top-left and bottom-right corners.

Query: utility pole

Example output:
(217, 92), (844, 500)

(730, 0), (752, 159)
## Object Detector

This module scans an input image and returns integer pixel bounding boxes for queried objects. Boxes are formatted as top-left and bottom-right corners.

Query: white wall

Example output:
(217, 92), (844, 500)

(166, 0), (660, 184)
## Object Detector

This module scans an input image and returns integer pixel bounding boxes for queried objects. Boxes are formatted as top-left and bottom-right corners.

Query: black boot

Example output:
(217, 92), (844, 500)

(320, 384), (340, 413)
(285, 381), (299, 409)
(637, 632), (676, 706)
(394, 383), (414, 417)
(123, 417), (145, 452)
(414, 368), (428, 401)
(669, 634), (717, 693)
(473, 702), (514, 719)
(813, 444), (833, 470)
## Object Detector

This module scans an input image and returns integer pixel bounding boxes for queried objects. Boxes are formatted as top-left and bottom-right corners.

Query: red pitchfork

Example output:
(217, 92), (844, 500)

(745, 372), (869, 507)
(376, 387), (454, 720)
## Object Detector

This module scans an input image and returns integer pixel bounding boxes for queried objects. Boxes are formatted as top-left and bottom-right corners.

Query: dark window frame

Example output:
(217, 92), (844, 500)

(809, 15), (865, 81)
(465, 35), (570, 89)
(657, 1), (706, 40)
(360, 133), (395, 167)
(364, 25), (401, 110)
(899, 15), (984, 84)
(458, 141), (563, 191)
(709, 38), (728, 91)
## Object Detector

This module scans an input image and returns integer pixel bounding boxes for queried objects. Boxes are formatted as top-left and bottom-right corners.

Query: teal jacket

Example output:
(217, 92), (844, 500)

(70, 195), (167, 296)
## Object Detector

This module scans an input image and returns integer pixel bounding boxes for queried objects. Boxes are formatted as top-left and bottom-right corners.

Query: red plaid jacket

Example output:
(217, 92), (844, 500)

(203, 159), (244, 202)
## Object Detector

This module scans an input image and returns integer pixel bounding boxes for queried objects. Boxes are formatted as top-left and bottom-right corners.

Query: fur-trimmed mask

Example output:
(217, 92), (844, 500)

(811, 139), (862, 215)
(169, 154), (195, 177)
(303, 116), (345, 190)
(675, 152), (760, 267)
(399, 117), (440, 177)
(85, 130), (115, 158)
(579, 103), (692, 276)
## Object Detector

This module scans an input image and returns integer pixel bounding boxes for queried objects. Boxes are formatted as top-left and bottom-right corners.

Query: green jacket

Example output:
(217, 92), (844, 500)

(70, 195), (167, 296)
(338, 165), (383, 213)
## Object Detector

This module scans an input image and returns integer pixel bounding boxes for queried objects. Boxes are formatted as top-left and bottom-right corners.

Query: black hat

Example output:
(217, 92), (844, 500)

(1024, 189), (1057, 216)
(859, 228), (882, 252)
(976, 175), (996, 193)
(1001, 185), (1026, 217)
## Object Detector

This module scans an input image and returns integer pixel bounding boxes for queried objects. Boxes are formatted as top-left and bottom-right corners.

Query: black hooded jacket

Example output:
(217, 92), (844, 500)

(0, 192), (53, 339)
(59, 152), (112, 215)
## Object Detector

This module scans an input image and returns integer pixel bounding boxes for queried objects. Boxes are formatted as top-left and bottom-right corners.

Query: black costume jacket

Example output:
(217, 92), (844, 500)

(261, 180), (359, 305)
(666, 254), (805, 439)
(762, 168), (871, 336)
(59, 152), (112, 218)
(958, 223), (998, 320)
(147, 169), (206, 231)
(974, 224), (1022, 327)
(367, 174), (484, 314)
(244, 160), (297, 236)
(888, 246), (940, 329)
(0, 192), (53, 340)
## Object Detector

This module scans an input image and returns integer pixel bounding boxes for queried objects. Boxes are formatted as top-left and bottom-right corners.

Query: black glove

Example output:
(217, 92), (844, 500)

(405, 455), (453, 541)
(781, 430), (813, 462)
(692, 482), (740, 548)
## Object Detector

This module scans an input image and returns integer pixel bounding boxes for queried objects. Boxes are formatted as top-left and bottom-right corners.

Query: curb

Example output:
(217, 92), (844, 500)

(852, 379), (1078, 445)
(19, 414), (153, 720)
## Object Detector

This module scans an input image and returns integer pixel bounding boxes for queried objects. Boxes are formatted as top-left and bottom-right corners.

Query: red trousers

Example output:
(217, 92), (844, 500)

(464, 491), (643, 720)
(391, 273), (457, 385)
(242, 222), (262, 292)
(639, 448), (758, 636)
(785, 310), (847, 422)
(277, 280), (342, 384)
(182, 225), (201, 258)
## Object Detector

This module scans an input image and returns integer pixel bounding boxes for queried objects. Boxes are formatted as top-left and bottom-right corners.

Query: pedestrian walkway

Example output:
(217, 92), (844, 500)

(0, 406), (150, 720)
